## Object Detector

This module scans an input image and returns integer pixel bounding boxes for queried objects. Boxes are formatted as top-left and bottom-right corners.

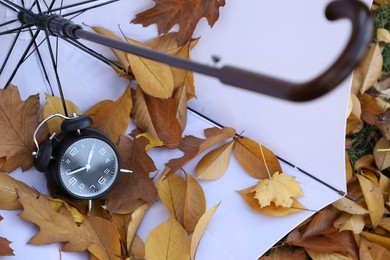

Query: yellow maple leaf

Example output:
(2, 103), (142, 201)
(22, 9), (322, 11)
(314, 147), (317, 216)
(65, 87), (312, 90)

(251, 172), (303, 208)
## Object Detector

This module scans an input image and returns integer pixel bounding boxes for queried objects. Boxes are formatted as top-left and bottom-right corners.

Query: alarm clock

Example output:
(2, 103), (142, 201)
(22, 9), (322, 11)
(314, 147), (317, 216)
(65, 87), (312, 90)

(32, 113), (120, 200)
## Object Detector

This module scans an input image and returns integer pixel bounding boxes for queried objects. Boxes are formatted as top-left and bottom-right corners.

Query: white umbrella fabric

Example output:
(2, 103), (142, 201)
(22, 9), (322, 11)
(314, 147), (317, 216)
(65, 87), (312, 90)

(0, 0), (372, 259)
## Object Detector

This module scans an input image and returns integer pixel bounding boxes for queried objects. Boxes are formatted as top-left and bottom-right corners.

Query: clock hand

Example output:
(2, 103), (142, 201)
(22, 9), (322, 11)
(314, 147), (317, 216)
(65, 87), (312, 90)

(66, 166), (86, 175)
(85, 147), (95, 172)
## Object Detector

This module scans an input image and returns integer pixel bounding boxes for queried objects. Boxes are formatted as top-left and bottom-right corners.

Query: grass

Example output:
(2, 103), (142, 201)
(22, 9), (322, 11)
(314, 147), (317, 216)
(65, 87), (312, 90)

(374, 3), (390, 75)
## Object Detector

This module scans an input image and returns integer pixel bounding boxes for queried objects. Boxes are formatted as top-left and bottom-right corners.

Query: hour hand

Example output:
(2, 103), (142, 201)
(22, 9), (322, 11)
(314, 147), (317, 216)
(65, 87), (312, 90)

(85, 147), (95, 171)
(66, 166), (86, 175)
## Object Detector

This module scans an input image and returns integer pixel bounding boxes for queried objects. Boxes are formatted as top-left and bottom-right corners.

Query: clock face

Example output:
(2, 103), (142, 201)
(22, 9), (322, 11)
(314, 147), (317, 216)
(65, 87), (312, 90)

(58, 137), (119, 199)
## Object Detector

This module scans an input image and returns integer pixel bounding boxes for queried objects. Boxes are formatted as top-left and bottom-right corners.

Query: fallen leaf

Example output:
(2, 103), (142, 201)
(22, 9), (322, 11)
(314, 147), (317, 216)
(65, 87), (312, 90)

(333, 213), (365, 234)
(345, 152), (353, 183)
(379, 173), (390, 202)
(127, 203), (150, 253)
(86, 86), (132, 143)
(132, 87), (182, 148)
(40, 94), (82, 134)
(145, 217), (190, 260)
(132, 0), (226, 45)
(157, 172), (186, 226)
(287, 227), (359, 259)
(361, 231), (390, 251)
(126, 38), (174, 98)
(251, 172), (303, 208)
(332, 197), (369, 215)
(173, 84), (188, 131)
(356, 174), (384, 227)
(91, 26), (131, 73)
(0, 172), (38, 210)
(196, 140), (234, 180)
(111, 213), (132, 247)
(0, 85), (46, 172)
(163, 127), (236, 177)
(259, 247), (306, 260)
(18, 190), (121, 259)
(190, 202), (220, 260)
(233, 137), (282, 179)
(374, 137), (390, 170)
(299, 208), (339, 240)
(346, 94), (363, 134)
(136, 133), (164, 151)
(184, 173), (206, 233)
(129, 234), (145, 260)
(103, 136), (157, 214)
(378, 28), (390, 43)
(359, 237), (390, 260)
(353, 43), (383, 93)
(0, 216), (13, 256)
(306, 249), (354, 260)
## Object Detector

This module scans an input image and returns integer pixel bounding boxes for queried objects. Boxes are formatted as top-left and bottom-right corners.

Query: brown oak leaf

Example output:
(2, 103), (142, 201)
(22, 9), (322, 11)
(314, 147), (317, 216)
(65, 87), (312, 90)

(163, 127), (236, 177)
(0, 85), (47, 172)
(17, 190), (121, 259)
(103, 135), (158, 214)
(0, 215), (14, 256)
(132, 0), (226, 45)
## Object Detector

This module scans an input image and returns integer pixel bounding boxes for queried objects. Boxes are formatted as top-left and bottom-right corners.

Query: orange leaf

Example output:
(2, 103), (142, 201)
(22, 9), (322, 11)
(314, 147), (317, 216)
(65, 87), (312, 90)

(132, 0), (226, 45)
(184, 174), (206, 233)
(233, 137), (282, 179)
(0, 216), (13, 256)
(86, 86), (132, 143)
(0, 85), (46, 172)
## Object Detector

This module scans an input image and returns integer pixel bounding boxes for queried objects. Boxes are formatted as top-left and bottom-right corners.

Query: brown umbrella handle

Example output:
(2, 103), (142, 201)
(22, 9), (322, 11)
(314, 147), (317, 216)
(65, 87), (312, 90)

(19, 0), (373, 101)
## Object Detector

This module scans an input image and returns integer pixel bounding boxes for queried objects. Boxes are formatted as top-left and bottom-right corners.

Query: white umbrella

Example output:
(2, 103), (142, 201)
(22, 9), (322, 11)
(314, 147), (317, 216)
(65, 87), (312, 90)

(0, 0), (372, 259)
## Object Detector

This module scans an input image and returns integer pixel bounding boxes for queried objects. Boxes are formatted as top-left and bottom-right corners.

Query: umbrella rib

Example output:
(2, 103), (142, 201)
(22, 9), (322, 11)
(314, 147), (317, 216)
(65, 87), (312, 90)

(186, 107), (350, 199)
(48, 0), (101, 13)
(0, 18), (20, 29)
(63, 38), (128, 74)
(0, 0), (20, 12)
(0, 29), (21, 76)
(0, 24), (32, 36)
(43, 31), (69, 116)
(62, 0), (119, 18)
(4, 29), (41, 89)
(27, 27), (55, 95)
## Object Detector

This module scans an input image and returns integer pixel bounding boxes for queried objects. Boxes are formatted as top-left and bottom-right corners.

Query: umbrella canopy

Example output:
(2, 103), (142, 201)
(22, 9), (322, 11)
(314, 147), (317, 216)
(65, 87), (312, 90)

(0, 0), (372, 259)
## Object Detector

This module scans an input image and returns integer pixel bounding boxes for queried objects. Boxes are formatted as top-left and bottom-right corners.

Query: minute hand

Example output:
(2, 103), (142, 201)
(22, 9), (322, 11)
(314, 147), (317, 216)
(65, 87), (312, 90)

(86, 148), (95, 171)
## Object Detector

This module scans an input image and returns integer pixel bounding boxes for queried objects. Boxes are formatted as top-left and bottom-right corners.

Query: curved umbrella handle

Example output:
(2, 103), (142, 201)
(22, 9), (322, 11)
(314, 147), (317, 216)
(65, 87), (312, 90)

(22, 0), (372, 101)
(218, 0), (373, 101)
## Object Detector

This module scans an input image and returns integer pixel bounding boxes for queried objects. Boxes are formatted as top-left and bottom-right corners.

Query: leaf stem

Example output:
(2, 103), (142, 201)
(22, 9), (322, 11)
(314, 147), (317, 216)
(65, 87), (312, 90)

(258, 142), (271, 179)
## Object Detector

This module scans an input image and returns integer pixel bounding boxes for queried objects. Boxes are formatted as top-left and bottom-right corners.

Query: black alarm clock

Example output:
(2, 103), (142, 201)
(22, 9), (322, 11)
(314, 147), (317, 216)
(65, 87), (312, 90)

(32, 114), (120, 200)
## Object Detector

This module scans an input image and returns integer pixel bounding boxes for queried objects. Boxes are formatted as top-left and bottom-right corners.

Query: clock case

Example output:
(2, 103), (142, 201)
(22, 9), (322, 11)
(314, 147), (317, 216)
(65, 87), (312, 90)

(33, 114), (121, 200)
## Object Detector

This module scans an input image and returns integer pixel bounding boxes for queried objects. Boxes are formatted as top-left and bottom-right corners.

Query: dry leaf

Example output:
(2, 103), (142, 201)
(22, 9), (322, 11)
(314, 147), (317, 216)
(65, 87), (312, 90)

(300, 208), (340, 240)
(260, 248), (306, 260)
(163, 127), (236, 178)
(136, 133), (164, 151)
(196, 140), (234, 180)
(379, 173), (390, 202)
(132, 0), (225, 45)
(126, 38), (174, 98)
(332, 197), (369, 215)
(333, 213), (365, 234)
(0, 216), (13, 256)
(356, 174), (384, 227)
(346, 94), (363, 134)
(91, 26), (130, 73)
(145, 217), (190, 260)
(103, 135), (157, 214)
(157, 172), (186, 225)
(129, 235), (145, 260)
(353, 43), (383, 93)
(40, 95), (82, 134)
(306, 249), (354, 260)
(251, 172), (303, 208)
(183, 173), (206, 233)
(239, 186), (306, 216)
(378, 28), (390, 43)
(233, 137), (282, 179)
(0, 172), (38, 210)
(345, 152), (353, 183)
(0, 85), (46, 172)
(173, 84), (188, 131)
(359, 237), (390, 260)
(18, 190), (121, 259)
(132, 88), (182, 148)
(287, 227), (359, 259)
(86, 86), (132, 143)
(361, 231), (390, 251)
(374, 137), (390, 170)
(190, 202), (220, 260)
(127, 203), (150, 253)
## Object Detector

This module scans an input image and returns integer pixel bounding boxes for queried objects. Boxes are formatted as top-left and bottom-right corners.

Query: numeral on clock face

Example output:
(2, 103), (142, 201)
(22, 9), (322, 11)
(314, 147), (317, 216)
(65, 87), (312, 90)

(69, 147), (78, 156)
(69, 177), (77, 186)
(98, 148), (106, 156)
(98, 176), (106, 185)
